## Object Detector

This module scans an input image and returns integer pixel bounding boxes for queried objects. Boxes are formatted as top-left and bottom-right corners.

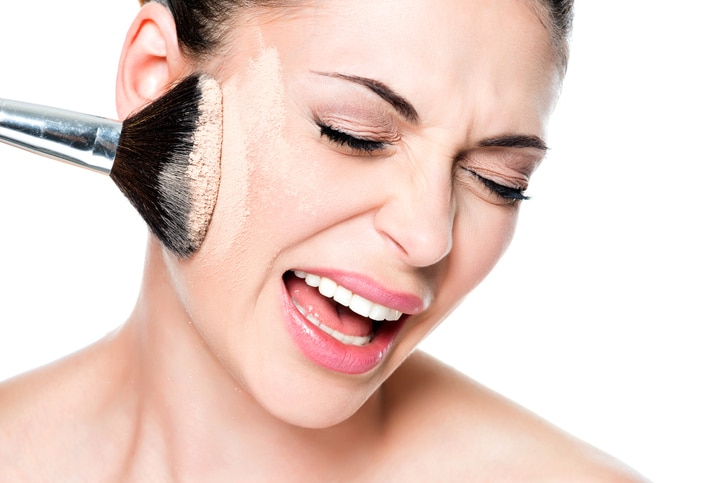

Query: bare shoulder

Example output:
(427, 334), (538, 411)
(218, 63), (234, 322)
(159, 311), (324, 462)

(379, 351), (650, 482)
(0, 358), (77, 480)
(0, 336), (130, 482)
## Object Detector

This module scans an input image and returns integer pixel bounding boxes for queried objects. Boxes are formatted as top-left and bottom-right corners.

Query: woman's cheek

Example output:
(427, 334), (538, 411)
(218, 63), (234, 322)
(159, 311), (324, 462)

(449, 199), (520, 295)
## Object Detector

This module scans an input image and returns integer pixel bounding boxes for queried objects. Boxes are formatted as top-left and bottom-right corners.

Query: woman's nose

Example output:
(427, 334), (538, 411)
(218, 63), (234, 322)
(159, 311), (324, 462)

(373, 164), (454, 268)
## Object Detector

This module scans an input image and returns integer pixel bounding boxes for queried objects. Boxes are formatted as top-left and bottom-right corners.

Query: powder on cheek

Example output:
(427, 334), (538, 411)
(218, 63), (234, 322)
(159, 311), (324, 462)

(198, 45), (294, 277)
(238, 47), (322, 217)
(226, 43), (326, 230)
(185, 76), (223, 249)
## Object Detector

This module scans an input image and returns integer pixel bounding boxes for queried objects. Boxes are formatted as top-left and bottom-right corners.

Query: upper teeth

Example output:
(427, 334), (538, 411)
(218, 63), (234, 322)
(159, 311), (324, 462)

(293, 271), (403, 322)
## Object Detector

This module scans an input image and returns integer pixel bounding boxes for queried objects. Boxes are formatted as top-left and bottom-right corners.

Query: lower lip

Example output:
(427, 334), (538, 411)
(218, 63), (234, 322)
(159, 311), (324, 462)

(280, 278), (405, 375)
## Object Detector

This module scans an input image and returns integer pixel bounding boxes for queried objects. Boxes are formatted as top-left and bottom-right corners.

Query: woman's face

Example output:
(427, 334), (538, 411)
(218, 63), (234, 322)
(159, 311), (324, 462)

(162, 0), (560, 427)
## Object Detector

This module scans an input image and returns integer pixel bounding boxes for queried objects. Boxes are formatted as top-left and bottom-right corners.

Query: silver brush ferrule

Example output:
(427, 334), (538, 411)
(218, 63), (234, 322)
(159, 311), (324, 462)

(0, 98), (121, 174)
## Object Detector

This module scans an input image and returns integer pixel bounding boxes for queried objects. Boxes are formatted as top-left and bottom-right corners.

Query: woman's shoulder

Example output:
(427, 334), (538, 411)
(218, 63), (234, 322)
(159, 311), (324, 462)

(379, 351), (649, 482)
(0, 337), (130, 481)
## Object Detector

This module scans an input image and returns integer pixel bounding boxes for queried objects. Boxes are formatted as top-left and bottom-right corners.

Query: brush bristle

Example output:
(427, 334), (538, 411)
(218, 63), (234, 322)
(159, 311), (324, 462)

(111, 74), (222, 258)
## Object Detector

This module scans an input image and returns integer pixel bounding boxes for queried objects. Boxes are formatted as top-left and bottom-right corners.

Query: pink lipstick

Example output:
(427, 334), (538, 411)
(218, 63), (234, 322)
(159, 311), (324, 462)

(281, 270), (424, 374)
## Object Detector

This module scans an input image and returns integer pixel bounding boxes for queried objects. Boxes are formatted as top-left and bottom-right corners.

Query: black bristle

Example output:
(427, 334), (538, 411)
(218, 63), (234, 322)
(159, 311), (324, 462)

(112, 75), (204, 258)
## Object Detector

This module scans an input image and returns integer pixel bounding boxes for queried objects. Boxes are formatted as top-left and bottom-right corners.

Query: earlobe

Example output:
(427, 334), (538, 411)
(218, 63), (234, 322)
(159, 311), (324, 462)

(116, 2), (189, 119)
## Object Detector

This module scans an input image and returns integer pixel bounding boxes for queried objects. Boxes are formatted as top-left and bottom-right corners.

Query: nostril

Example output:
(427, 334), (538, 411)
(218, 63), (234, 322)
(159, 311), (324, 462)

(376, 216), (453, 267)
(374, 209), (453, 267)
(382, 230), (409, 257)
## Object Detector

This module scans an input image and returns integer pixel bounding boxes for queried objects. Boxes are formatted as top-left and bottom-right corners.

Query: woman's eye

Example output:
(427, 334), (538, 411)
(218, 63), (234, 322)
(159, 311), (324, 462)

(318, 124), (387, 153)
(462, 167), (530, 203)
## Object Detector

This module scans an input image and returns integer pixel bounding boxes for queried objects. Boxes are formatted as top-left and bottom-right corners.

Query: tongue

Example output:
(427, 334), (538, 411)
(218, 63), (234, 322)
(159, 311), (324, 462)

(286, 276), (373, 337)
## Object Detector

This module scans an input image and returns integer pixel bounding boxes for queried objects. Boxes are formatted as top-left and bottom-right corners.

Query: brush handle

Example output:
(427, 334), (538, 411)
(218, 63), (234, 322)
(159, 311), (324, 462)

(0, 98), (121, 174)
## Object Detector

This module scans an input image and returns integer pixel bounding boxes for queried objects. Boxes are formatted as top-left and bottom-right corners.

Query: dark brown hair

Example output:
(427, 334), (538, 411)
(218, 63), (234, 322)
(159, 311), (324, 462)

(140, 0), (574, 67)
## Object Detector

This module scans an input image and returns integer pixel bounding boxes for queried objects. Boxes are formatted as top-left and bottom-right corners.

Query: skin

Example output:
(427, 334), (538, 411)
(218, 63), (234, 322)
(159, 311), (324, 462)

(0, 0), (648, 481)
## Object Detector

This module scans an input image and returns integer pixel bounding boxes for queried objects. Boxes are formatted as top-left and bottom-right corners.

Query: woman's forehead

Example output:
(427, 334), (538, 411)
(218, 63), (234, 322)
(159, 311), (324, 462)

(236, 0), (554, 61)
(223, 0), (560, 132)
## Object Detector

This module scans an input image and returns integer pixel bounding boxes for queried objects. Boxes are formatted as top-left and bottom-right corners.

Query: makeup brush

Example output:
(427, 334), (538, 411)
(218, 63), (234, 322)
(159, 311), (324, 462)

(0, 74), (222, 258)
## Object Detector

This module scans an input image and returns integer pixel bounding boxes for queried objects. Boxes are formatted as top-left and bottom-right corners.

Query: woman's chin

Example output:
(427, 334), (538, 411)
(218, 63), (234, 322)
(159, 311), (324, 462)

(236, 355), (381, 429)
(255, 382), (373, 430)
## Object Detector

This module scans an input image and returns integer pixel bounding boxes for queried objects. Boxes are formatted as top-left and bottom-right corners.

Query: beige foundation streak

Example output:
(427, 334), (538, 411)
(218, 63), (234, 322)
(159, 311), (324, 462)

(186, 76), (224, 248)
(202, 44), (289, 276)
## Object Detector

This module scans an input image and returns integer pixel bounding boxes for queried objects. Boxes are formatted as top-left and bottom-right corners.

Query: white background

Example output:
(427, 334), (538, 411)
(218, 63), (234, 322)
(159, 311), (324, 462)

(1, 2), (722, 481)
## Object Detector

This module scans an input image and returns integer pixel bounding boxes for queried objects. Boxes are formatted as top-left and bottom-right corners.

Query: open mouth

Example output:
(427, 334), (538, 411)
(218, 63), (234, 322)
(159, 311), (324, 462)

(284, 270), (405, 347)
(281, 269), (422, 374)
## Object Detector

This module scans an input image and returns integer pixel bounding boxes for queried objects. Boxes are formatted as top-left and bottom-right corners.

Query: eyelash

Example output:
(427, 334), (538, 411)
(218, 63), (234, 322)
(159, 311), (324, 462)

(462, 167), (529, 201)
(319, 123), (528, 202)
(318, 124), (387, 153)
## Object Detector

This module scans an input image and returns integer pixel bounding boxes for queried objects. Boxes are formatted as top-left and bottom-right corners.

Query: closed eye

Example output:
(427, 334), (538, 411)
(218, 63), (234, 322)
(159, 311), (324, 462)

(318, 123), (388, 153)
(462, 167), (530, 202)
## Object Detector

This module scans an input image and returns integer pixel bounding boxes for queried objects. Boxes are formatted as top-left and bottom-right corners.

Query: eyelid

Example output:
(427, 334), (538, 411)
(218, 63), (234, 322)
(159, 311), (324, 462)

(468, 165), (530, 190)
(472, 146), (543, 180)
(311, 71), (420, 125)
(456, 148), (530, 205)
(459, 166), (530, 203)
(314, 112), (400, 144)
(317, 123), (390, 154)
(459, 150), (533, 186)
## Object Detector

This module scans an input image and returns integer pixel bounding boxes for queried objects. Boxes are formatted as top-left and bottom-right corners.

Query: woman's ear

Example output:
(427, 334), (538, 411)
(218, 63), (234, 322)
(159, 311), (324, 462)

(116, 2), (190, 119)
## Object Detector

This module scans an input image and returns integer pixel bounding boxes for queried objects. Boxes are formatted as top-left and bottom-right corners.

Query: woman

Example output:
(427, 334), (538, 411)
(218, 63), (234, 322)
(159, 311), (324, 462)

(0, 0), (647, 480)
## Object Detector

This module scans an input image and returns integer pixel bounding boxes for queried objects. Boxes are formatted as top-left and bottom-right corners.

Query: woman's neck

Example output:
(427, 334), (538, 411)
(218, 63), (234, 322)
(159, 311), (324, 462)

(110, 241), (387, 480)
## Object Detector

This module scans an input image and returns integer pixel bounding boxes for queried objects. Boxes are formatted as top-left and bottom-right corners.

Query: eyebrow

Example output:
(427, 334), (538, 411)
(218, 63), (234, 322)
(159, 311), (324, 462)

(314, 71), (420, 124)
(313, 72), (547, 152)
(477, 134), (549, 152)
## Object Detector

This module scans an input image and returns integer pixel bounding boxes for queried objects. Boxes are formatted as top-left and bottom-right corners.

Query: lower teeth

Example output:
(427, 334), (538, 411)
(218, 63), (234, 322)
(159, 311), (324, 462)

(292, 299), (372, 347)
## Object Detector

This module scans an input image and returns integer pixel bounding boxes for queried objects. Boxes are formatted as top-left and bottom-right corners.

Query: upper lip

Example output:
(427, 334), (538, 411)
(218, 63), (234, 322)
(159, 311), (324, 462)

(290, 268), (430, 316)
